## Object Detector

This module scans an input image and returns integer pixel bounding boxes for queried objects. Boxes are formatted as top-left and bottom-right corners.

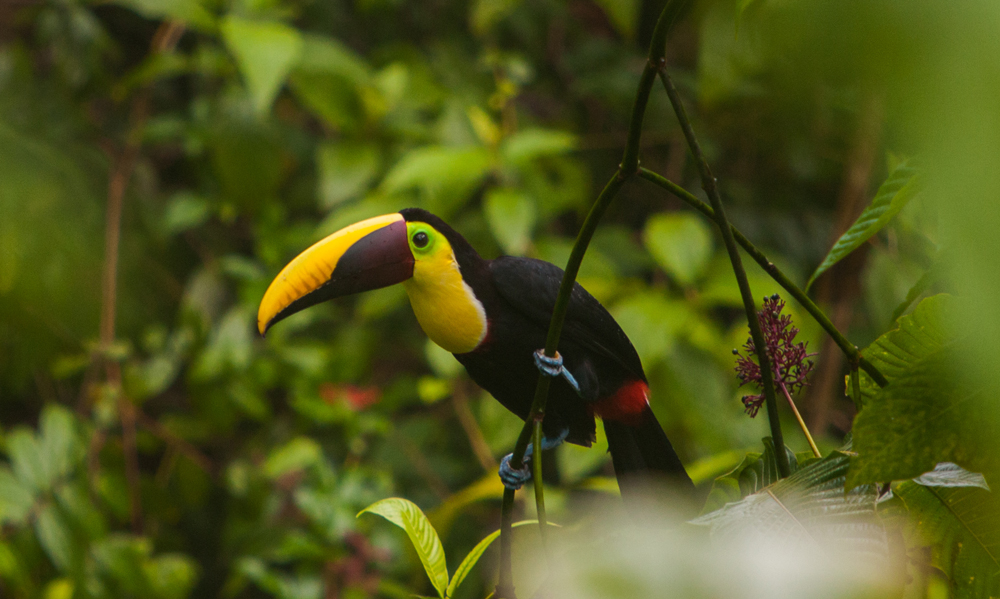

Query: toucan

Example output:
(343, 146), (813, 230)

(257, 208), (693, 496)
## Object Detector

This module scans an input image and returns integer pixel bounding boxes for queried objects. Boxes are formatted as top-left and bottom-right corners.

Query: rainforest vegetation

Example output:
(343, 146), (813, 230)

(0, 0), (998, 597)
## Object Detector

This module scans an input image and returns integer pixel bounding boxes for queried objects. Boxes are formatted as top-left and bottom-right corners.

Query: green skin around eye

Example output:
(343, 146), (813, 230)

(407, 226), (435, 255)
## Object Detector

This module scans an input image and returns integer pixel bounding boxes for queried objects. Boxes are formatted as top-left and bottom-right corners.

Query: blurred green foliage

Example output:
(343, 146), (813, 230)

(0, 0), (998, 597)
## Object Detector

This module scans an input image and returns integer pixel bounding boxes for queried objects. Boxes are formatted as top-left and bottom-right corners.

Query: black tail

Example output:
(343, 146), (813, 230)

(604, 404), (694, 498)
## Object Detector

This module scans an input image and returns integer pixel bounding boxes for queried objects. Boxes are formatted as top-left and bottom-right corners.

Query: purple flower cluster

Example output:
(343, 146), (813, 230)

(733, 294), (816, 417)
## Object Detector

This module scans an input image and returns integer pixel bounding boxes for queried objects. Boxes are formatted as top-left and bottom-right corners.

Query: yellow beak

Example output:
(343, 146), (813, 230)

(257, 213), (414, 335)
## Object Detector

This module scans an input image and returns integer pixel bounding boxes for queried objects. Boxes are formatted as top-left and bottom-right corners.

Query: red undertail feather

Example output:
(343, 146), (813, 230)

(590, 380), (649, 426)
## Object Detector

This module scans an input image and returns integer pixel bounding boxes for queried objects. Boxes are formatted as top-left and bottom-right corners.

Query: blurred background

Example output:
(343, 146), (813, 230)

(0, 0), (997, 597)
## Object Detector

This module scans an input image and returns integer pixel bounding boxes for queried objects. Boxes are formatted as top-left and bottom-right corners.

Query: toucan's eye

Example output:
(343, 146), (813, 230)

(413, 231), (429, 248)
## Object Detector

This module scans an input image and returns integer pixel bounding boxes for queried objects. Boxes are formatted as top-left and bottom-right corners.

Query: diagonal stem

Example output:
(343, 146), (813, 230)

(531, 419), (548, 551)
(636, 168), (888, 388)
(494, 2), (692, 597)
(657, 69), (791, 478)
(779, 382), (822, 458)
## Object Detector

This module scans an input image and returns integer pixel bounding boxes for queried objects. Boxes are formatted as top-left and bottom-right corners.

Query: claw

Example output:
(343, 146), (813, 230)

(533, 349), (581, 394)
(497, 428), (569, 490)
(499, 453), (532, 490)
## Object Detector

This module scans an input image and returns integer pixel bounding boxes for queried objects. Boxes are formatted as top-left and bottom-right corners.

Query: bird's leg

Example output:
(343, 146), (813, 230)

(533, 349), (581, 395)
(498, 427), (569, 490)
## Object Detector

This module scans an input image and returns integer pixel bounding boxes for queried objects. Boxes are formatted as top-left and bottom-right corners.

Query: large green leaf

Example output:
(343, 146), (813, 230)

(807, 160), (922, 290)
(263, 437), (323, 479)
(288, 70), (364, 132)
(896, 481), (1000, 598)
(35, 505), (77, 572)
(693, 452), (887, 559)
(221, 17), (303, 115)
(700, 438), (799, 514)
(380, 146), (493, 217)
(500, 128), (577, 166)
(359, 498), (449, 599)
(287, 35), (371, 133)
(4, 405), (77, 494)
(852, 294), (954, 407)
(847, 294), (998, 487)
(295, 34), (370, 86)
(316, 142), (380, 209)
(0, 467), (34, 525)
(39, 405), (77, 486)
(848, 347), (994, 489)
(643, 212), (713, 286)
(484, 188), (536, 256)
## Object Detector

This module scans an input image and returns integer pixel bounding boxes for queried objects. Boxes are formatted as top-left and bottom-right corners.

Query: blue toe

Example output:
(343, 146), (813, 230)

(499, 453), (532, 490)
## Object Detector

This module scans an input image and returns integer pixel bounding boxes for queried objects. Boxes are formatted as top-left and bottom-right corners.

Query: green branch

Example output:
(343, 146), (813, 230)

(636, 168), (889, 388)
(657, 69), (791, 478)
(494, 2), (691, 597)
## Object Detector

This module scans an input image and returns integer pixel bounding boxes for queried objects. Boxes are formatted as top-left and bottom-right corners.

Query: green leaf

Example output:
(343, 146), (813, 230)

(864, 295), (954, 379)
(191, 306), (254, 379)
(288, 70), (364, 132)
(39, 405), (77, 484)
(890, 259), (943, 322)
(380, 146), (493, 217)
(643, 212), (713, 286)
(693, 452), (887, 559)
(500, 128), (577, 166)
(7, 429), (47, 492)
(912, 462), (990, 490)
(91, 535), (153, 594)
(359, 498), (449, 599)
(807, 160), (922, 290)
(263, 437), (323, 479)
(446, 521), (540, 598)
(163, 192), (210, 234)
(295, 34), (370, 86)
(848, 346), (994, 489)
(853, 294), (955, 407)
(0, 467), (35, 525)
(221, 16), (303, 115)
(896, 482), (1000, 598)
(701, 438), (798, 514)
(611, 291), (701, 365)
(847, 295), (1000, 486)
(484, 188), (536, 255)
(35, 505), (76, 572)
(316, 142), (380, 209)
(593, 0), (639, 39)
(147, 553), (199, 599)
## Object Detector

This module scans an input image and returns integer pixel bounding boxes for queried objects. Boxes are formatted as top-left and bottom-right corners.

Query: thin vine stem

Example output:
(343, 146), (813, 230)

(636, 168), (888, 388)
(531, 420), (548, 550)
(657, 68), (791, 478)
(779, 383), (822, 458)
(494, 2), (691, 597)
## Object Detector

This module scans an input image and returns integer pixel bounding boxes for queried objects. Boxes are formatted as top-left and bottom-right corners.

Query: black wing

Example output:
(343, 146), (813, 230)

(490, 256), (646, 382)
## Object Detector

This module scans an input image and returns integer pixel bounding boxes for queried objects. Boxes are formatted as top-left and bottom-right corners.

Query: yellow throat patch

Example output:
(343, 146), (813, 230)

(402, 221), (487, 354)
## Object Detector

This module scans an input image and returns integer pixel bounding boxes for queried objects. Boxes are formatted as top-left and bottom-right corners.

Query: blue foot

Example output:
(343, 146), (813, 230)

(499, 453), (532, 490)
(497, 428), (569, 491)
(533, 349), (581, 394)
